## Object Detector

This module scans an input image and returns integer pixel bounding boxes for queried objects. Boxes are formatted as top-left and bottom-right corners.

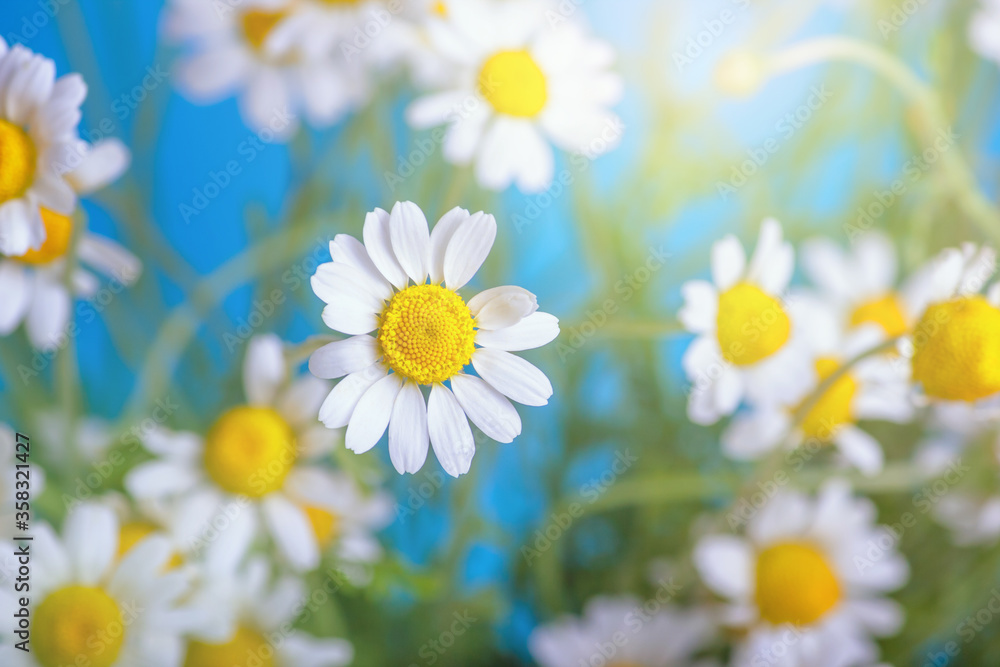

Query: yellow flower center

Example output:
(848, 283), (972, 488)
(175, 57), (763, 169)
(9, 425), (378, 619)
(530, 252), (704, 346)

(716, 282), (792, 366)
(799, 357), (857, 441)
(0, 118), (36, 204)
(755, 542), (841, 626)
(850, 293), (908, 337)
(477, 50), (548, 118)
(378, 284), (476, 385)
(303, 504), (341, 548)
(912, 296), (1000, 402)
(184, 625), (274, 667)
(34, 586), (125, 667)
(432, 0), (448, 15)
(204, 406), (297, 498)
(241, 9), (287, 51)
(117, 521), (183, 569)
(16, 208), (73, 264)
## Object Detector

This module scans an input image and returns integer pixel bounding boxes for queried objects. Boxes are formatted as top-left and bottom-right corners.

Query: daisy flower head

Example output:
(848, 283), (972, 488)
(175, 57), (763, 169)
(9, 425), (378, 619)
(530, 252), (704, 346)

(0, 130), (137, 351)
(970, 0), (1000, 64)
(722, 303), (914, 476)
(308, 201), (559, 477)
(694, 481), (908, 667)
(405, 0), (624, 192)
(679, 218), (814, 426)
(125, 334), (346, 572)
(903, 243), (1000, 403)
(529, 595), (714, 667)
(0, 503), (195, 667)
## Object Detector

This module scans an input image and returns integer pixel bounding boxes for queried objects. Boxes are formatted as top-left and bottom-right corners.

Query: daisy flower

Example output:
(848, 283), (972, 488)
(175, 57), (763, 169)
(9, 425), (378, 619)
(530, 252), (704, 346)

(722, 306), (914, 475)
(679, 219), (814, 425)
(125, 334), (346, 572)
(164, 0), (363, 136)
(405, 0), (623, 192)
(0, 134), (137, 351)
(0, 503), (194, 667)
(308, 201), (559, 477)
(903, 244), (1000, 403)
(529, 595), (714, 667)
(970, 0), (1000, 64)
(180, 555), (353, 667)
(694, 481), (908, 667)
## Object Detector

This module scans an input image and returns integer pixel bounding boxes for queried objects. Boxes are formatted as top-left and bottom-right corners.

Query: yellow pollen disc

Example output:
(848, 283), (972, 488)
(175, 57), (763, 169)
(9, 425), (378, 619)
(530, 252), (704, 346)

(204, 406), (297, 498)
(241, 9), (287, 51)
(184, 625), (274, 667)
(34, 586), (125, 667)
(478, 50), (548, 117)
(378, 284), (476, 385)
(850, 293), (908, 337)
(912, 296), (1000, 402)
(0, 118), (36, 204)
(117, 521), (183, 569)
(432, 0), (448, 16)
(755, 542), (841, 626)
(716, 282), (791, 366)
(16, 208), (73, 264)
(303, 504), (341, 548)
(799, 357), (857, 441)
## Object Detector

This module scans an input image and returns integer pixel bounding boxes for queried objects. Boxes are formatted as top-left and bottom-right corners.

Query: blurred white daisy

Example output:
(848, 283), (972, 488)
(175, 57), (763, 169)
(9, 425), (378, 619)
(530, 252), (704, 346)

(694, 481), (908, 667)
(0, 135), (137, 351)
(722, 311), (914, 475)
(181, 555), (353, 667)
(904, 244), (1000, 403)
(970, 0), (1000, 64)
(405, 0), (623, 192)
(679, 219), (814, 425)
(126, 334), (346, 571)
(308, 202), (559, 477)
(529, 595), (714, 667)
(0, 503), (194, 667)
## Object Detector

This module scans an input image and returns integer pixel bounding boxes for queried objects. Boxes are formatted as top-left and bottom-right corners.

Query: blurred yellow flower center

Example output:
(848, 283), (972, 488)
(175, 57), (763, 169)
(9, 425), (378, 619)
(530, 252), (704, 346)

(204, 406), (297, 497)
(478, 50), (548, 117)
(16, 208), (73, 264)
(117, 520), (183, 568)
(912, 296), (1000, 402)
(0, 119), (36, 203)
(432, 1), (448, 15)
(716, 283), (791, 366)
(799, 357), (857, 441)
(850, 293), (908, 337)
(303, 504), (341, 547)
(755, 542), (841, 626)
(241, 9), (287, 51)
(184, 625), (273, 667)
(34, 586), (124, 667)
(379, 284), (476, 385)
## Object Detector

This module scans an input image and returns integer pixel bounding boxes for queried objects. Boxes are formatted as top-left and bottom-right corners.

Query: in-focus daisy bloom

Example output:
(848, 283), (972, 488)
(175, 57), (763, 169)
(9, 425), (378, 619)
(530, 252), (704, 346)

(694, 481), (908, 667)
(679, 219), (813, 425)
(125, 334), (346, 571)
(904, 244), (1000, 402)
(309, 201), (559, 477)
(405, 0), (623, 192)
(0, 135), (137, 351)
(0, 504), (194, 667)
(529, 595), (713, 667)
(0, 39), (123, 255)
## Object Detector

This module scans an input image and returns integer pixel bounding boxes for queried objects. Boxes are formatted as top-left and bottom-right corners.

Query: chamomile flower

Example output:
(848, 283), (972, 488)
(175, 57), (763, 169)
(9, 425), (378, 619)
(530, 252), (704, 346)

(308, 202), (559, 477)
(679, 219), (814, 425)
(904, 244), (1000, 403)
(164, 0), (356, 136)
(694, 481), (908, 667)
(529, 595), (714, 667)
(125, 334), (346, 572)
(970, 0), (1000, 64)
(405, 0), (623, 192)
(722, 311), (914, 475)
(0, 503), (194, 667)
(180, 555), (353, 667)
(0, 134), (137, 351)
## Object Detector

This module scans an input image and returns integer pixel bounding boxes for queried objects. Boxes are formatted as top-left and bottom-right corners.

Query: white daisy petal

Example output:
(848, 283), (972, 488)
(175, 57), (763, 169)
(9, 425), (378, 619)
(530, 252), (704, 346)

(0, 261), (30, 334)
(388, 381), (430, 474)
(711, 235), (746, 290)
(309, 336), (379, 380)
(678, 280), (718, 334)
(311, 262), (389, 310)
(363, 207), (409, 289)
(321, 298), (379, 336)
(443, 211), (497, 290)
(475, 312), (560, 351)
(450, 373), (521, 443)
(470, 285), (539, 330)
(835, 425), (884, 476)
(389, 201), (431, 284)
(427, 384), (475, 477)
(471, 348), (552, 406)
(64, 504), (117, 585)
(329, 234), (393, 300)
(318, 366), (387, 429)
(693, 535), (754, 599)
(345, 373), (402, 454)
(243, 334), (287, 406)
(429, 207), (470, 284)
(25, 277), (70, 351)
(262, 495), (319, 571)
(66, 138), (130, 194)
